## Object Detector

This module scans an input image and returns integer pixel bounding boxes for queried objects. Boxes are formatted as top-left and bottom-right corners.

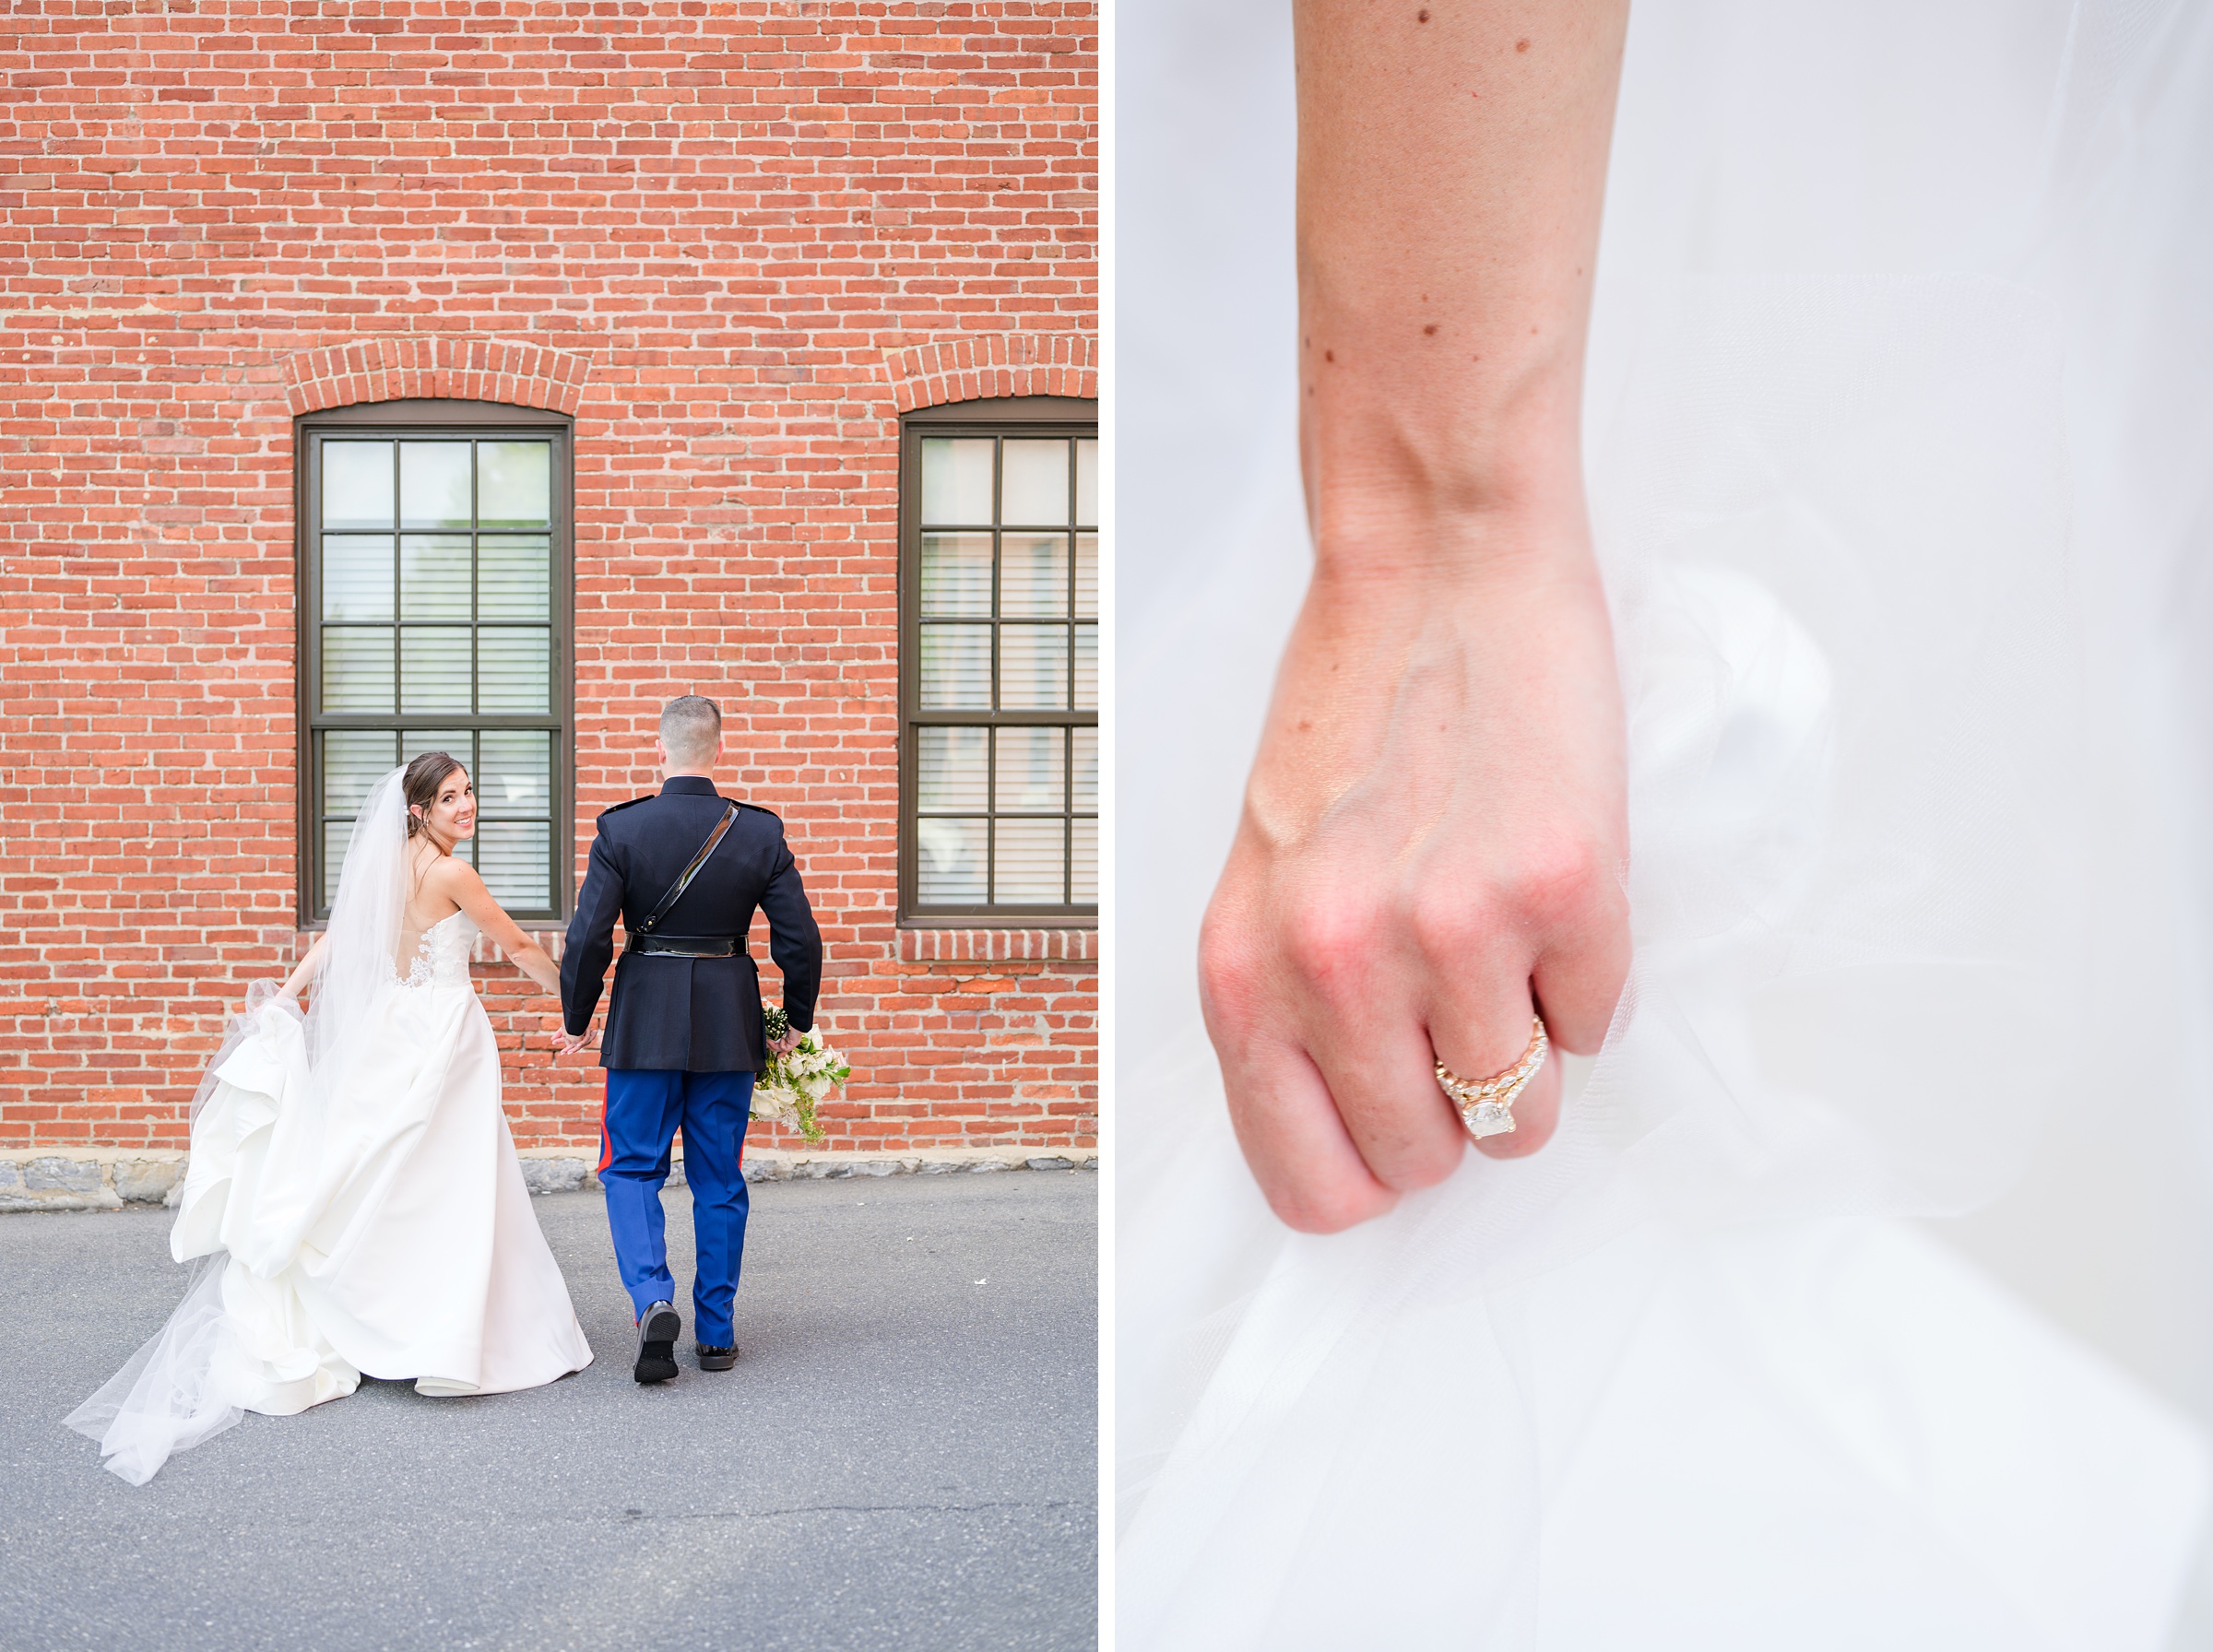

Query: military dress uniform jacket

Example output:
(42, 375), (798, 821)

(559, 776), (822, 1073)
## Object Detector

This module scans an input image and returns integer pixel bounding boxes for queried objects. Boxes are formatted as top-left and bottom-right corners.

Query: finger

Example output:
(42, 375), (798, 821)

(1530, 884), (1630, 1055)
(1201, 889), (1408, 1231)
(1426, 975), (1561, 1162)
(1300, 1008), (1469, 1194)
(1238, 884), (1472, 1196)
(1206, 1007), (1397, 1233)
(1469, 1046), (1559, 1161)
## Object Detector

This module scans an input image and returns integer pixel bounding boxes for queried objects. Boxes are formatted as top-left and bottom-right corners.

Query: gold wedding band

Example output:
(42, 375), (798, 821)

(1435, 1017), (1549, 1140)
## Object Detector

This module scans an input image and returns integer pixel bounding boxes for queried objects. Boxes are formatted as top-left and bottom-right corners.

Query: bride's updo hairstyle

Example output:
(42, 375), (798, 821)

(402, 751), (466, 839)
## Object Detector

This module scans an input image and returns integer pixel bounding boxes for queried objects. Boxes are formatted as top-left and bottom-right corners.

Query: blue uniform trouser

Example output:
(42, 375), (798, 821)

(598, 1068), (754, 1348)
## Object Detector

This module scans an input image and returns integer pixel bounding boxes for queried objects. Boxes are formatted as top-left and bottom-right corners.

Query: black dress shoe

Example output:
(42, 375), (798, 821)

(633, 1302), (680, 1385)
(696, 1344), (739, 1371)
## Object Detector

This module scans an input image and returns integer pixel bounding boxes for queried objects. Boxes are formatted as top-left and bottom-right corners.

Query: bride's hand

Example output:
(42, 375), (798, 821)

(1205, 1), (1634, 1233)
(1199, 524), (1629, 1233)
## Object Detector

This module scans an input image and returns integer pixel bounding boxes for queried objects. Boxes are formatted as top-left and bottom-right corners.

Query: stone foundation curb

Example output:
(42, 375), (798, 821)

(0, 1149), (186, 1213)
(0, 1146), (1096, 1210)
(514, 1145), (1099, 1195)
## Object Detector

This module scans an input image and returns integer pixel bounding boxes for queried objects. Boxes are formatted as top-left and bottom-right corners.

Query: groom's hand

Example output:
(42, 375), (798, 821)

(768, 1029), (800, 1057)
(552, 1026), (598, 1056)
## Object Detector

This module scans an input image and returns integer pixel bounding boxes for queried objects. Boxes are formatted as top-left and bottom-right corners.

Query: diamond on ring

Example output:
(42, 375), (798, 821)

(1435, 1018), (1549, 1140)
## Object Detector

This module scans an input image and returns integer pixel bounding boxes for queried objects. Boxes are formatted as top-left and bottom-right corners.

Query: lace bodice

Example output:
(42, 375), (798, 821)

(396, 912), (476, 989)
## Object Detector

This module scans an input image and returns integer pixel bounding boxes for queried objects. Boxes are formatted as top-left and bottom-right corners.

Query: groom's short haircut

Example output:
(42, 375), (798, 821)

(660, 694), (723, 766)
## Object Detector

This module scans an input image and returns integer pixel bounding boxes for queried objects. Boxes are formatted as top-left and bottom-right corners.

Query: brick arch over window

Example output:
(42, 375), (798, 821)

(883, 333), (1097, 415)
(282, 338), (595, 418)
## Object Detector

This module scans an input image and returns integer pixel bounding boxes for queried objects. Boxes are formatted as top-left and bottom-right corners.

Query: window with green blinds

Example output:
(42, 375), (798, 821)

(300, 407), (572, 922)
(901, 400), (1098, 921)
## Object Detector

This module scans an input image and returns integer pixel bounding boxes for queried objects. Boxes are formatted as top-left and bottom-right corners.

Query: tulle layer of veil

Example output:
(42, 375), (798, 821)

(1118, 2), (2213, 1646)
(66, 770), (411, 1483)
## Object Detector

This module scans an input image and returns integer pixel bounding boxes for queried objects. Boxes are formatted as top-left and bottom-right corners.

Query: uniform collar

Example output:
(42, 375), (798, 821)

(660, 775), (721, 797)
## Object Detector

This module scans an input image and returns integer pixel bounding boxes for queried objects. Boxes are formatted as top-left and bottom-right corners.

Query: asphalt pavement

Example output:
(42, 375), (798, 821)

(0, 1170), (1097, 1651)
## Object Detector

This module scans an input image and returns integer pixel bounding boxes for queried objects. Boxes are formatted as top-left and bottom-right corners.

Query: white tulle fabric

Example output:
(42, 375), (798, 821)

(1119, 2), (2213, 1646)
(69, 775), (591, 1484)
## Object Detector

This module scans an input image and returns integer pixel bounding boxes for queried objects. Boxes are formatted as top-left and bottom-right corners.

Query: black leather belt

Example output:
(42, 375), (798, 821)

(628, 936), (745, 959)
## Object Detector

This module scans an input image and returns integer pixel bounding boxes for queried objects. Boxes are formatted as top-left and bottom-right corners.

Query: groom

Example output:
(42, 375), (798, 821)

(555, 694), (822, 1384)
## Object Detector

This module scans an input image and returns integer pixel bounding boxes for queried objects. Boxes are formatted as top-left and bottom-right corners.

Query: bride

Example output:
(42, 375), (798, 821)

(68, 752), (593, 1485)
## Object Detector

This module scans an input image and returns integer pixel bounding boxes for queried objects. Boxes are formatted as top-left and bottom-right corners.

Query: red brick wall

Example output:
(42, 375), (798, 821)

(0, 1), (1098, 1153)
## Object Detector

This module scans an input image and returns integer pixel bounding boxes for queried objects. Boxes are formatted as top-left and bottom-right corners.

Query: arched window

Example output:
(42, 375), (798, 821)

(296, 399), (573, 922)
(900, 395), (1098, 922)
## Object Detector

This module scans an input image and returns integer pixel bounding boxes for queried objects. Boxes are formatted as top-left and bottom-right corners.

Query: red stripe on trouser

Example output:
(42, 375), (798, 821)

(597, 1074), (614, 1174)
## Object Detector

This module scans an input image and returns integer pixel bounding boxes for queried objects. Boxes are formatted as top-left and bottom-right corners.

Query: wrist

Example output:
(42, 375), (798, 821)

(1306, 495), (1597, 608)
(1305, 415), (1588, 569)
(1299, 298), (1589, 540)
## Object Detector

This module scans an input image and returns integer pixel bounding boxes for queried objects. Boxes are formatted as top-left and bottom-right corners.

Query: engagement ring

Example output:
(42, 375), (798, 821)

(1435, 1017), (1549, 1139)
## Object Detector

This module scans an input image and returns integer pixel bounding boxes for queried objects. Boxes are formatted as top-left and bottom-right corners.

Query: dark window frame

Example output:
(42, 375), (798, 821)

(292, 398), (575, 926)
(898, 394), (1099, 926)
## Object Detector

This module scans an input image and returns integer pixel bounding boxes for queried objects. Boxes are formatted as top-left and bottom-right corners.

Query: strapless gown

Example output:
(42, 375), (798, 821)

(70, 913), (593, 1483)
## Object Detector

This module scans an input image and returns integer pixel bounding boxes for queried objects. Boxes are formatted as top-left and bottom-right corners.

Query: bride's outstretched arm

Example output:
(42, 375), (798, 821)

(432, 860), (564, 995)
(278, 933), (329, 1002)
(1198, 0), (1632, 1233)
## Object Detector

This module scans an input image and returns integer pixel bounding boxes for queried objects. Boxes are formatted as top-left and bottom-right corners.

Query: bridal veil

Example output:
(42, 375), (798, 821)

(66, 771), (414, 1482)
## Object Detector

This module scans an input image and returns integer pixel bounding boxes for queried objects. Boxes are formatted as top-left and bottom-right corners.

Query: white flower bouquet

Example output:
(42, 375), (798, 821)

(752, 1006), (849, 1144)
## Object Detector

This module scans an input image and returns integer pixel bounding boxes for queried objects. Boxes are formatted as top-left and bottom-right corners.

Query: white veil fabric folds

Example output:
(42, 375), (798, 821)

(65, 769), (410, 1484)
(1118, 3), (2213, 1646)
(224, 766), (412, 1276)
(304, 768), (410, 1080)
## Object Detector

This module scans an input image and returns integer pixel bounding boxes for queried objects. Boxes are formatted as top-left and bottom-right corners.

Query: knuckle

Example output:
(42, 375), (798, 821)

(1407, 890), (1497, 967)
(1508, 836), (1613, 932)
(1196, 908), (1267, 1027)
(1281, 892), (1385, 997)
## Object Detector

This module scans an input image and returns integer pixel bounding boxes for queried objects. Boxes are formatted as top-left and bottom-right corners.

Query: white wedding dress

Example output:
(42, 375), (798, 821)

(1119, 2), (2213, 1647)
(69, 780), (592, 1485)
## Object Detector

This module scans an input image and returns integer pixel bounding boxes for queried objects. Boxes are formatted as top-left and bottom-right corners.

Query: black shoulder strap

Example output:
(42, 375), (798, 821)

(633, 802), (740, 936)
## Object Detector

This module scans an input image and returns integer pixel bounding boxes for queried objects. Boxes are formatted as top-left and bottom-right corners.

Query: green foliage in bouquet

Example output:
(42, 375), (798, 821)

(753, 1005), (851, 1145)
